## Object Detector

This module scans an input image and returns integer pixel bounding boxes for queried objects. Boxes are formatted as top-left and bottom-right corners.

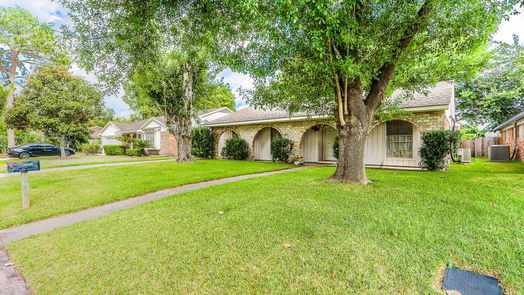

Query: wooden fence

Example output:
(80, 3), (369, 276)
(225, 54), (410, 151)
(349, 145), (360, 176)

(460, 137), (500, 158)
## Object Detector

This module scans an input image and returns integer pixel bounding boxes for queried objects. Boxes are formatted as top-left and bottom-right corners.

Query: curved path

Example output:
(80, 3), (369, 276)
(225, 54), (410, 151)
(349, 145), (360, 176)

(0, 166), (306, 294)
(0, 159), (177, 178)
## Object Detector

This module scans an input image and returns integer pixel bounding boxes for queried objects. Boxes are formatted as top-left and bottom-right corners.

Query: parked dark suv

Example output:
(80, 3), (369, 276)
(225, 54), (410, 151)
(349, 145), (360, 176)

(7, 143), (75, 159)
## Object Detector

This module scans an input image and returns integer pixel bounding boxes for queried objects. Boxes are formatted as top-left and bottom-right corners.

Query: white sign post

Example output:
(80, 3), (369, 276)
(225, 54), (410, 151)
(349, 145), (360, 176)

(6, 160), (40, 209)
(21, 171), (30, 208)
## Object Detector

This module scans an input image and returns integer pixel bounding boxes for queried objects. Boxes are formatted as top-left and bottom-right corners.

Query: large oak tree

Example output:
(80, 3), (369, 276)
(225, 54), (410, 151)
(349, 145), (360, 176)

(5, 64), (103, 157)
(215, 0), (517, 183)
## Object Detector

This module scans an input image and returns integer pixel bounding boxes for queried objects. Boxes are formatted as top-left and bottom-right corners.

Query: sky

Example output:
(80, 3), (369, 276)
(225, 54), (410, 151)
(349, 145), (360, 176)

(1, 0), (523, 118)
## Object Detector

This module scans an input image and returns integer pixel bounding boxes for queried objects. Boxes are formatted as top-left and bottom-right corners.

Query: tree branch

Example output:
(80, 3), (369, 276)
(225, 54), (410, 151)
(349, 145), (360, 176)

(365, 0), (434, 113)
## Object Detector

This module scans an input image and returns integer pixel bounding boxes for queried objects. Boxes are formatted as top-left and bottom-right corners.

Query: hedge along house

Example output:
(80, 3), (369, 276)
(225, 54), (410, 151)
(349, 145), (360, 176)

(206, 82), (456, 168)
(99, 107), (232, 156)
(494, 110), (524, 161)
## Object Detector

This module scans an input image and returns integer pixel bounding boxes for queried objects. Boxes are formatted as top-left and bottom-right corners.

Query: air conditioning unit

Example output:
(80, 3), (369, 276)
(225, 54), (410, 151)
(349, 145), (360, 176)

(488, 145), (510, 162)
(458, 148), (471, 163)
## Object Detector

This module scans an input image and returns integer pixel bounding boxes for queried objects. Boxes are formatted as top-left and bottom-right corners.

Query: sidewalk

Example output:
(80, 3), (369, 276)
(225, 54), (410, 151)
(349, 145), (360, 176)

(0, 166), (305, 245)
(0, 158), (177, 178)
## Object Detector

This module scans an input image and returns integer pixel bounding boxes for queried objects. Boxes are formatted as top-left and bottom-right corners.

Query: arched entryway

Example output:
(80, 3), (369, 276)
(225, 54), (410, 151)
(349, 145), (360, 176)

(300, 124), (337, 162)
(218, 130), (239, 157)
(253, 127), (282, 160)
(365, 119), (420, 167)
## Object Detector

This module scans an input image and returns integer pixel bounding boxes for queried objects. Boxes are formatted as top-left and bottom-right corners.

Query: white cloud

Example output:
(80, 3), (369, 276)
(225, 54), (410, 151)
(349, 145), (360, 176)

(493, 6), (524, 43)
(216, 69), (254, 110)
(0, 0), (67, 25)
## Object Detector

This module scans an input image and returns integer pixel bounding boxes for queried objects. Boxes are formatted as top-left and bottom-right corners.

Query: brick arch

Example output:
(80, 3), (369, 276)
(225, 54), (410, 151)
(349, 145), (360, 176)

(251, 126), (284, 160)
(214, 128), (240, 158)
(298, 123), (338, 162)
(299, 123), (337, 147)
(368, 118), (423, 135)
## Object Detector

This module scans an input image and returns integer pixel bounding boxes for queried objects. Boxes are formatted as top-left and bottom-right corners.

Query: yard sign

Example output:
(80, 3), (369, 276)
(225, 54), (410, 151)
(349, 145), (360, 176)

(6, 161), (40, 208)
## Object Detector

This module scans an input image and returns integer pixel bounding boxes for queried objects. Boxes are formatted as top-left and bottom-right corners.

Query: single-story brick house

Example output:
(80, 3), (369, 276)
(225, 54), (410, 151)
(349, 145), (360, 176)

(205, 82), (456, 168)
(99, 107), (232, 156)
(494, 111), (524, 161)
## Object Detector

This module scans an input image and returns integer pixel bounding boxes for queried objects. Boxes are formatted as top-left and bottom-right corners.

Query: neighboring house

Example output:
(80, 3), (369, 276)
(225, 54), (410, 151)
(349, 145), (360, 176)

(99, 107), (232, 156)
(494, 111), (524, 161)
(206, 82), (456, 168)
(88, 126), (102, 144)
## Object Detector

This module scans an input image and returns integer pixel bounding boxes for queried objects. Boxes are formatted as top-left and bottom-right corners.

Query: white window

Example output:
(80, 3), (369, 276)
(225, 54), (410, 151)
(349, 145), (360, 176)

(387, 120), (413, 158)
(144, 130), (156, 147)
(519, 125), (524, 141)
(506, 130), (511, 143)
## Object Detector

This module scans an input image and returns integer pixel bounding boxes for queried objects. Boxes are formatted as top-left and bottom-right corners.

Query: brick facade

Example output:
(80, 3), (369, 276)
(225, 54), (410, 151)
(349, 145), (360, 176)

(159, 131), (178, 156)
(211, 111), (447, 161)
(501, 127), (524, 161)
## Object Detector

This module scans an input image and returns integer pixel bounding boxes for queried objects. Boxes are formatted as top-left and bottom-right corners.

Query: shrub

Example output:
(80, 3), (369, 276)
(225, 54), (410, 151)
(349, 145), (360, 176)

(221, 137), (249, 160)
(133, 139), (151, 155)
(125, 148), (142, 157)
(271, 137), (293, 162)
(103, 145), (126, 155)
(419, 130), (460, 171)
(116, 136), (136, 149)
(81, 143), (101, 154)
(333, 136), (339, 159)
(192, 127), (214, 158)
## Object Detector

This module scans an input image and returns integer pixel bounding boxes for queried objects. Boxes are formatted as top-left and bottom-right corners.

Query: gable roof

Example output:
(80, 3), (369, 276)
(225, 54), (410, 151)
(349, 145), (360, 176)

(207, 82), (454, 126)
(88, 126), (102, 139)
(396, 81), (454, 108)
(100, 108), (232, 134)
(111, 119), (149, 132)
(494, 110), (524, 131)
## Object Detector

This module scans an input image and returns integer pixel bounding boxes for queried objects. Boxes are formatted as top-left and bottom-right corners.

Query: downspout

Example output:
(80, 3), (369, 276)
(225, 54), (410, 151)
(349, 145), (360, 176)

(510, 122), (519, 160)
(449, 115), (461, 163)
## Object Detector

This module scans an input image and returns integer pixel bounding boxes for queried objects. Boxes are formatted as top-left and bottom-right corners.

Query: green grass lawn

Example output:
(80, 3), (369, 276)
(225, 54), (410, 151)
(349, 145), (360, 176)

(0, 160), (292, 229)
(0, 154), (176, 173)
(6, 159), (523, 294)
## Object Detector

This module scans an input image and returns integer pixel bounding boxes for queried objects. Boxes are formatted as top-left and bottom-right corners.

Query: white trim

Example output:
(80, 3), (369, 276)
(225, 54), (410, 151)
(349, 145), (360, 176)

(201, 107), (233, 117)
(502, 125), (514, 131)
(136, 117), (167, 131)
(99, 121), (122, 135)
(400, 104), (449, 112)
(206, 115), (328, 127)
(206, 105), (448, 127)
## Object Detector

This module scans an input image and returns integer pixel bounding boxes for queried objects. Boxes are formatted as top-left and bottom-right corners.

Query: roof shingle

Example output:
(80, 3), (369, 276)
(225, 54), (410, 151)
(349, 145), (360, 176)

(207, 82), (454, 125)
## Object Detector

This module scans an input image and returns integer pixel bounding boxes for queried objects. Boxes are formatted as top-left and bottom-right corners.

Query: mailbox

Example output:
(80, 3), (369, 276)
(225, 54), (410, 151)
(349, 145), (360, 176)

(6, 161), (40, 173)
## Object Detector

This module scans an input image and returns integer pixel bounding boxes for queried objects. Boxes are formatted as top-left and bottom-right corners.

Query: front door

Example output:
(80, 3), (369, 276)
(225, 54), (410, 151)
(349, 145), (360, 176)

(301, 129), (320, 162)
(254, 128), (272, 160)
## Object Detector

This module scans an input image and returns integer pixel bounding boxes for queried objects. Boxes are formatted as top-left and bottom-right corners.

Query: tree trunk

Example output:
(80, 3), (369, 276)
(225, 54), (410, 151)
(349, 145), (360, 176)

(60, 135), (66, 158)
(173, 62), (194, 162)
(6, 51), (18, 147)
(328, 80), (374, 184)
(174, 117), (193, 162)
(330, 121), (371, 184)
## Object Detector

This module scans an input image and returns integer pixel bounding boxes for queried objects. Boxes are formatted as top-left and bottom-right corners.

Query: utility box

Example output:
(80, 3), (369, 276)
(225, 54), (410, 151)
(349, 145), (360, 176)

(488, 145), (510, 162)
(458, 148), (471, 163)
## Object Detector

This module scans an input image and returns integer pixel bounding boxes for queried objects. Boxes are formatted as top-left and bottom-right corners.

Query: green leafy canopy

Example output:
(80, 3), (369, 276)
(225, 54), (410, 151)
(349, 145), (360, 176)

(4, 64), (104, 137)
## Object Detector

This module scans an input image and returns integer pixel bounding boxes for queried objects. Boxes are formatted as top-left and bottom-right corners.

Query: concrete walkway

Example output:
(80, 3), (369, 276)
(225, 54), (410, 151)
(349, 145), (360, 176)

(0, 158), (177, 178)
(0, 166), (304, 246)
